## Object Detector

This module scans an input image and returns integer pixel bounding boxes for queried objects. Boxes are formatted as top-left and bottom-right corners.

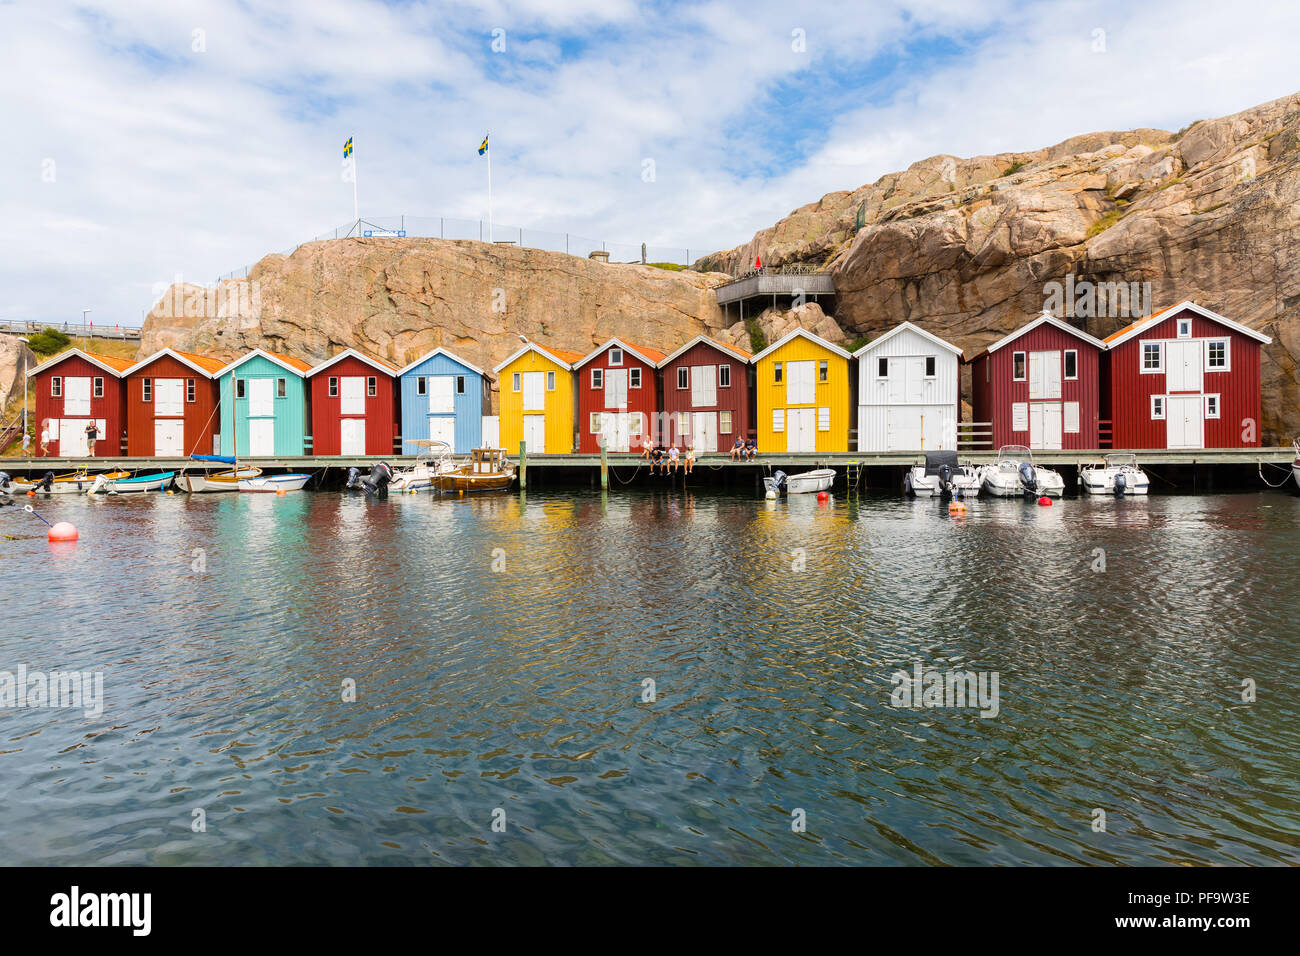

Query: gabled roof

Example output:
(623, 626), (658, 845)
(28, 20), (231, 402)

(970, 311), (1105, 360)
(573, 337), (667, 369)
(216, 348), (310, 377)
(121, 347), (224, 378)
(657, 334), (752, 367)
(750, 326), (852, 363)
(1103, 300), (1272, 347)
(851, 321), (964, 359)
(491, 342), (583, 373)
(29, 347), (133, 377)
(396, 347), (487, 378)
(305, 347), (399, 378)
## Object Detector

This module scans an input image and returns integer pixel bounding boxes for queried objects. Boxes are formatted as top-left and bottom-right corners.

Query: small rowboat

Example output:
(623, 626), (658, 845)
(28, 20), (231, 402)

(238, 473), (311, 493)
(89, 472), (175, 494)
(176, 466), (263, 493)
(11, 471), (129, 494)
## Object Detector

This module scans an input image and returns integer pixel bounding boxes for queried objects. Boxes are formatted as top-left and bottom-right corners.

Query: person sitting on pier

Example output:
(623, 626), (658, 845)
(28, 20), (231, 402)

(667, 444), (680, 473)
(683, 445), (696, 475)
(639, 439), (654, 461)
(744, 438), (757, 461)
(730, 437), (745, 460)
(649, 444), (664, 473)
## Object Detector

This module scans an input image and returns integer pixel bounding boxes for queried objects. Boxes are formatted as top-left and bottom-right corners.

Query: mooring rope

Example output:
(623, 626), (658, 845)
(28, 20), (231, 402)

(1258, 461), (1294, 488)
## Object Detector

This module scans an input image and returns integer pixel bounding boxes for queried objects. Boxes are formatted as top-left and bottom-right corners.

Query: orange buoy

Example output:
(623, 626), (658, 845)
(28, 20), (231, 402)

(949, 501), (967, 513)
(26, 491), (35, 497)
(47, 522), (78, 542)
(1038, 496), (1052, 506)
(276, 489), (286, 496)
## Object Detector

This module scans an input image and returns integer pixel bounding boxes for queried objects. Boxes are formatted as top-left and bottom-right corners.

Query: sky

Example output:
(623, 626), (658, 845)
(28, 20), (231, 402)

(2, 0), (1299, 326)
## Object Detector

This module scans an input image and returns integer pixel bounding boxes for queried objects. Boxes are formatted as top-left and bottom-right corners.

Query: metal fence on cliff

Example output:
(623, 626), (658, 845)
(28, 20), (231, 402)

(214, 216), (700, 283)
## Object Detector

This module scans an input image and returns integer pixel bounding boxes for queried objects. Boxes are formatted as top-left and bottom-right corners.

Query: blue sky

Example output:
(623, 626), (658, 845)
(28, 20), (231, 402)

(1, 0), (1298, 325)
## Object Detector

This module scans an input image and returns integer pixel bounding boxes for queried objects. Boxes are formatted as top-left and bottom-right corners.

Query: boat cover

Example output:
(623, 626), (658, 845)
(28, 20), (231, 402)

(923, 450), (959, 476)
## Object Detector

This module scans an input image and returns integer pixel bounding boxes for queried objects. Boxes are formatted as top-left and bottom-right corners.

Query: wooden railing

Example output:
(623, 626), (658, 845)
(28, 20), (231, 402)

(957, 421), (993, 450)
(1098, 419), (1113, 449)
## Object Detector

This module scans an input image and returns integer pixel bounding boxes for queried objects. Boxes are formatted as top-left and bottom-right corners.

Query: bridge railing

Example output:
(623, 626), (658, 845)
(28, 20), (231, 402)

(0, 319), (141, 340)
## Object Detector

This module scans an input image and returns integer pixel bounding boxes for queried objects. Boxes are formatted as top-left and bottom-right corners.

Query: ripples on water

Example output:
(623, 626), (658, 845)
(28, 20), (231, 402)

(1, 489), (1298, 865)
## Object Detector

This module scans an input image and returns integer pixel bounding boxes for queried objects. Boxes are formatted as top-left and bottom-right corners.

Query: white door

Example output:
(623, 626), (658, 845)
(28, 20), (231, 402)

(248, 418), (275, 456)
(603, 412), (630, 452)
(886, 407), (923, 450)
(522, 372), (545, 412)
(62, 419), (89, 457)
(428, 376), (455, 414)
(1166, 341), (1203, 392)
(786, 408), (816, 452)
(248, 377), (274, 417)
(482, 416), (499, 449)
(691, 366), (716, 407)
(341, 377), (366, 415)
(523, 414), (547, 453)
(340, 418), (366, 454)
(64, 377), (91, 416)
(155, 379), (184, 417)
(689, 412), (717, 451)
(154, 419), (184, 456)
(1167, 396), (1204, 449)
(1029, 403), (1063, 449)
(428, 415), (456, 451)
(1029, 351), (1062, 399)
(605, 369), (628, 410)
(786, 361), (815, 405)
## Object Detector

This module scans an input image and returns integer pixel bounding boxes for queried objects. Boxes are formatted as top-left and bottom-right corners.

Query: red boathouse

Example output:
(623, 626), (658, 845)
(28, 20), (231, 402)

(1101, 300), (1270, 449)
(29, 348), (131, 457)
(970, 312), (1105, 450)
(657, 335), (753, 452)
(122, 349), (224, 457)
(574, 338), (665, 453)
(306, 348), (398, 456)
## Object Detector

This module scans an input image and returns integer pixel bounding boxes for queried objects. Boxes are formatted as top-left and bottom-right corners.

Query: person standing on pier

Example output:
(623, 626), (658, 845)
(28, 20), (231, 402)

(84, 421), (98, 456)
(39, 423), (49, 457)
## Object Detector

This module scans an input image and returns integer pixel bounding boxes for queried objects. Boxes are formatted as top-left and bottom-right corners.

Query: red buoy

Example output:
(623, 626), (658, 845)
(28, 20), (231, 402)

(817, 491), (829, 503)
(47, 522), (78, 542)
(1038, 496), (1052, 506)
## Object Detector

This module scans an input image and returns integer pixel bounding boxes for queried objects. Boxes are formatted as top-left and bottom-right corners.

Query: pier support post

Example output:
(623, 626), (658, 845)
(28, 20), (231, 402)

(600, 441), (608, 491)
(519, 440), (527, 490)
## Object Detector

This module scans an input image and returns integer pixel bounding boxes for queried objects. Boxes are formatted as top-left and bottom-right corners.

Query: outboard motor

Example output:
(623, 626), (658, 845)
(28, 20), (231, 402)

(1113, 472), (1127, 496)
(1018, 462), (1038, 495)
(0, 471), (11, 505)
(346, 466), (362, 490)
(937, 462), (954, 497)
(36, 471), (54, 493)
(359, 462), (393, 497)
(772, 470), (788, 493)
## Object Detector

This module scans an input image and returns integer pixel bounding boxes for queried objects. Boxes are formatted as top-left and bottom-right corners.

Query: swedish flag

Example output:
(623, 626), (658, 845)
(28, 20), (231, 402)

(343, 137), (353, 158)
(478, 134), (489, 155)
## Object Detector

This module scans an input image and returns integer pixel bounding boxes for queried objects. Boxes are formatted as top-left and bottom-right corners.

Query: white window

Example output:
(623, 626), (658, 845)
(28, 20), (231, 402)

(590, 412), (602, 434)
(236, 379), (245, 399)
(1205, 394), (1220, 418)
(91, 377), (102, 397)
(186, 379), (195, 403)
(1205, 339), (1229, 371)
(142, 378), (152, 402)
(1064, 401), (1080, 434)
(369, 377), (378, 396)
(924, 356), (936, 378)
(1011, 402), (1028, 431)
(591, 368), (603, 389)
(720, 410), (732, 433)
(772, 409), (785, 432)
(818, 360), (828, 383)
(630, 368), (641, 389)
(51, 376), (62, 397)
(1151, 395), (1165, 420)
(511, 373), (520, 392)
(276, 378), (286, 398)
(1177, 318), (1192, 338)
(1141, 341), (1163, 373)
(1013, 352), (1026, 381)
(629, 413), (644, 439)
(773, 362), (782, 383)
(719, 365), (731, 388)
(328, 377), (338, 397)
(677, 367), (688, 389)
(678, 412), (690, 435)
(608, 348), (623, 366)
(546, 371), (555, 391)
(877, 357), (888, 378)
(817, 407), (830, 431)
(1064, 350), (1078, 380)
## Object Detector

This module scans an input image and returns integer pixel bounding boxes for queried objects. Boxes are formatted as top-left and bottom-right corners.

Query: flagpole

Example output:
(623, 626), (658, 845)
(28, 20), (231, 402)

(487, 131), (493, 244)
(352, 153), (359, 231)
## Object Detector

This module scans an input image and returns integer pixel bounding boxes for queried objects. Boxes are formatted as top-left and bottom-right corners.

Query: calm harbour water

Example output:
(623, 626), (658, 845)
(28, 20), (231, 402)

(1, 487), (1298, 866)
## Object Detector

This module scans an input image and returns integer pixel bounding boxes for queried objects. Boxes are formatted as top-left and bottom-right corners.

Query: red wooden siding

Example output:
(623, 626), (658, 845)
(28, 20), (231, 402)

(659, 340), (753, 447)
(309, 355), (396, 456)
(576, 346), (661, 453)
(32, 355), (127, 457)
(971, 322), (1101, 449)
(1103, 306), (1261, 449)
(125, 355), (220, 456)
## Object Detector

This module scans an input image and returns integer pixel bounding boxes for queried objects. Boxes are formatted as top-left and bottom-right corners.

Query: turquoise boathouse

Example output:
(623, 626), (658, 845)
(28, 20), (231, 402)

(215, 349), (312, 456)
(397, 348), (491, 453)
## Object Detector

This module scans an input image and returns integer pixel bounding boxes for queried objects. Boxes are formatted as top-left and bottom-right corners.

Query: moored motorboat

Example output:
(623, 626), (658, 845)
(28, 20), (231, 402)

(764, 468), (835, 496)
(388, 440), (457, 493)
(434, 448), (516, 493)
(977, 445), (1065, 498)
(904, 450), (981, 498)
(1080, 453), (1149, 496)
(238, 473), (311, 493)
(88, 472), (175, 494)
(11, 470), (130, 494)
(1292, 439), (1300, 490)
(177, 455), (263, 493)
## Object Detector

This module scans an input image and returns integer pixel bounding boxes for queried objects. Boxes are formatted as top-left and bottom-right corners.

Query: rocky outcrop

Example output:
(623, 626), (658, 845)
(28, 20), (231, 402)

(700, 92), (1300, 441)
(141, 240), (733, 408)
(714, 301), (846, 354)
(0, 334), (38, 412)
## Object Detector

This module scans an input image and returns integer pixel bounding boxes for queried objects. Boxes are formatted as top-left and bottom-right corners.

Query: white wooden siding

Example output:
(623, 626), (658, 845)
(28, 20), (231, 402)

(855, 325), (961, 452)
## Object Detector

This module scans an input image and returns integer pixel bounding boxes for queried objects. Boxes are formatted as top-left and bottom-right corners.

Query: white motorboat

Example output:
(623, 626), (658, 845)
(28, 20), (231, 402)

(176, 465), (263, 493)
(1292, 439), (1300, 490)
(388, 440), (458, 493)
(764, 468), (835, 496)
(978, 445), (1065, 498)
(10, 470), (129, 494)
(87, 472), (175, 494)
(1080, 453), (1150, 496)
(904, 450), (981, 498)
(238, 473), (311, 493)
